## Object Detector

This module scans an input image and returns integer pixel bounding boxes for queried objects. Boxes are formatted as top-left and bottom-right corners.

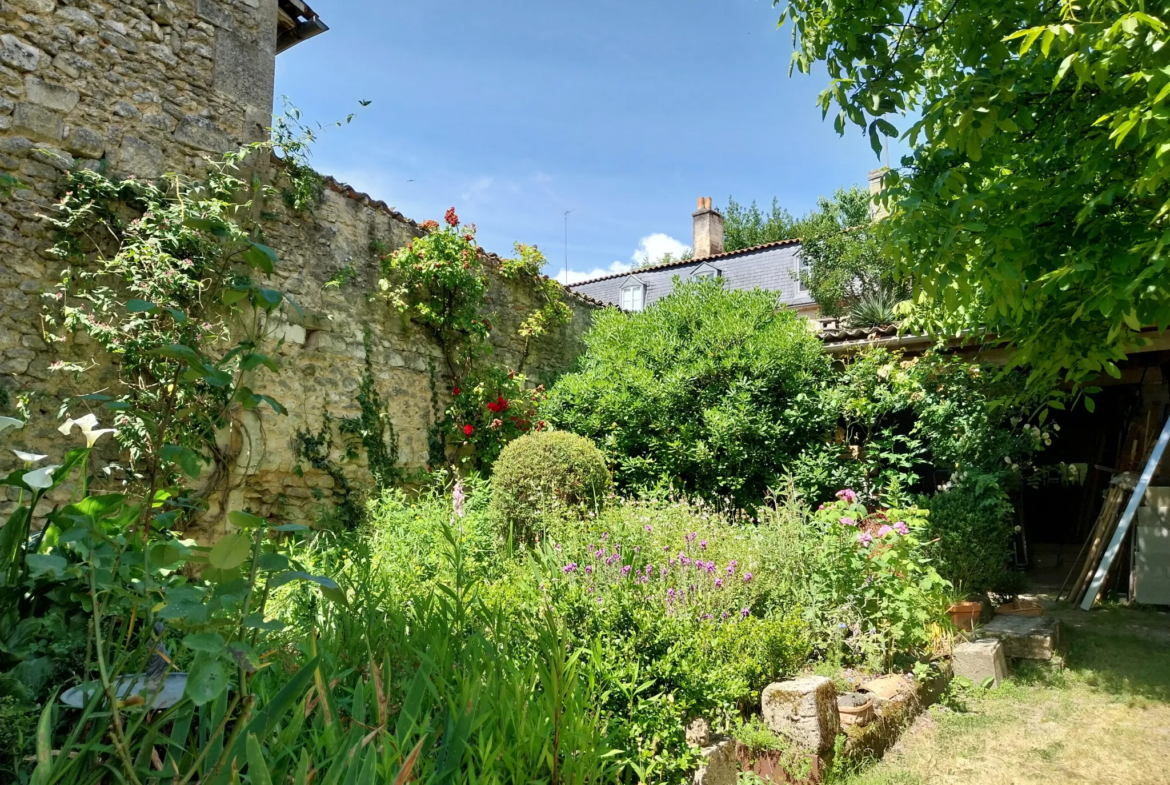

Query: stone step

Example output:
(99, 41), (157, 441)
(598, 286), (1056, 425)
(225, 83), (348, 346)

(975, 615), (1063, 661)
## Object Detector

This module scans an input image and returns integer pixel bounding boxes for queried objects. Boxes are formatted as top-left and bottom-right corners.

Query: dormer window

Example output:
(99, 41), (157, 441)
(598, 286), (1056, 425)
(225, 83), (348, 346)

(619, 276), (646, 312)
(690, 262), (720, 281)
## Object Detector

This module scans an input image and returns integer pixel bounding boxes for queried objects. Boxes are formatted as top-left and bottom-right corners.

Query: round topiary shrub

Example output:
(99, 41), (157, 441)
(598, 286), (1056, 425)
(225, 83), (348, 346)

(489, 431), (611, 541)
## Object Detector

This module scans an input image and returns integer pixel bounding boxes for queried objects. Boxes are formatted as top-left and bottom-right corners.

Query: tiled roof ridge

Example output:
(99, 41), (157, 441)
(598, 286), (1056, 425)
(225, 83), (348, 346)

(565, 237), (803, 288)
(314, 172), (607, 309)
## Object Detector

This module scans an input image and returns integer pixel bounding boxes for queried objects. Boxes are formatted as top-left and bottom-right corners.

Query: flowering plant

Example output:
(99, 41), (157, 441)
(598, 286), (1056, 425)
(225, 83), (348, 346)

(447, 366), (547, 469)
(807, 490), (950, 665)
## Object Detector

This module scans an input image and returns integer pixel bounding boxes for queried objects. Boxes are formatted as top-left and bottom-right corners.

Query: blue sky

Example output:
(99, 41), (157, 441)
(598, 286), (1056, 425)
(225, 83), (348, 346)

(275, 0), (896, 283)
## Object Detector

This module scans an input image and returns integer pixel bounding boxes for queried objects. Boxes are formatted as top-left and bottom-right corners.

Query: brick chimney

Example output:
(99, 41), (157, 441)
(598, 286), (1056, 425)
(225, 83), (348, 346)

(692, 197), (724, 258)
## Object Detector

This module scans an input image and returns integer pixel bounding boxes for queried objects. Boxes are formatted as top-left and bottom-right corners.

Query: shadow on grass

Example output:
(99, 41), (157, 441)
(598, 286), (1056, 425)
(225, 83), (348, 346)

(1012, 623), (1170, 704)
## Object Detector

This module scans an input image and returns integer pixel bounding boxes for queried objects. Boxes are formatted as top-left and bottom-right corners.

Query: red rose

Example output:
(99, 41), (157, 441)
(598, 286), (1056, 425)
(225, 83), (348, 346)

(463, 424), (474, 436)
(452, 387), (461, 396)
(445, 207), (459, 226)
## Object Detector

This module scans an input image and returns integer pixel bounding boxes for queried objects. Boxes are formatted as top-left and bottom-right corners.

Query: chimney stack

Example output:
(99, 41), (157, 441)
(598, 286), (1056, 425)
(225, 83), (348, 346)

(868, 168), (888, 221)
(692, 197), (724, 258)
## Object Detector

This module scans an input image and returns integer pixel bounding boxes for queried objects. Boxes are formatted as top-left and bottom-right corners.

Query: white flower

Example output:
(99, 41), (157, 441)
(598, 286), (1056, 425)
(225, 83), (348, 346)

(59, 413), (117, 448)
(23, 465), (61, 490)
(13, 450), (48, 464)
(0, 416), (24, 436)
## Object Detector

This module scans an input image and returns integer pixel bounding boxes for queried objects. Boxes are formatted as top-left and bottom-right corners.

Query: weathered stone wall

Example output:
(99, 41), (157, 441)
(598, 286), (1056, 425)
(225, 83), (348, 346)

(0, 0), (597, 533)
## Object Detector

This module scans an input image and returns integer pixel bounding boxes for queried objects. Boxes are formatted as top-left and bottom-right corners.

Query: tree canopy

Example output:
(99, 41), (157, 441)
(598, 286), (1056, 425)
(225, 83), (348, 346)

(778, 0), (1170, 404)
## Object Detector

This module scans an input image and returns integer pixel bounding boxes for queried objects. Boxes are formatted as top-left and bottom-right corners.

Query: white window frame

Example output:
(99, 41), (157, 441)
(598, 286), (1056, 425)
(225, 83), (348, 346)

(620, 280), (646, 312)
(690, 263), (720, 281)
(797, 255), (811, 294)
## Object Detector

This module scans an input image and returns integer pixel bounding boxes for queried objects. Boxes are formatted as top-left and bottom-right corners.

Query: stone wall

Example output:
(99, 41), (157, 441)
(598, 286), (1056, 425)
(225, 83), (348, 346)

(0, 0), (598, 533)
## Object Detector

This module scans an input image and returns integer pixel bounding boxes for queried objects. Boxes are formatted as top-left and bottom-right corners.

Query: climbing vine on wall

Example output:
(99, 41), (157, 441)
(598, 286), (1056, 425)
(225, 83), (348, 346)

(377, 207), (570, 470)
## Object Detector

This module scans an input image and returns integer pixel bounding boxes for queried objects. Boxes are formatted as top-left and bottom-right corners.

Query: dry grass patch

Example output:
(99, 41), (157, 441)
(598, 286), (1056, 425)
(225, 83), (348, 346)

(834, 605), (1170, 785)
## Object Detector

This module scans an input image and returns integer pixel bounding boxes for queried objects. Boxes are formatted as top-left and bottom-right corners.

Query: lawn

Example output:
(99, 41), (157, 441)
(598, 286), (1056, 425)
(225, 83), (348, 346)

(836, 603), (1170, 785)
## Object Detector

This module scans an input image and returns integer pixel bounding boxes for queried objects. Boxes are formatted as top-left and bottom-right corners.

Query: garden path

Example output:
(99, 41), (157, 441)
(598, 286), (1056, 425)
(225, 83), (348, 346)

(838, 601), (1170, 785)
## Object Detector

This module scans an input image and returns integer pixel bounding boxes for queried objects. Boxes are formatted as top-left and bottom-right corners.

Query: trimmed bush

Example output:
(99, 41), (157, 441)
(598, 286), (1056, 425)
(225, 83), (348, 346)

(923, 486), (1015, 595)
(489, 430), (611, 540)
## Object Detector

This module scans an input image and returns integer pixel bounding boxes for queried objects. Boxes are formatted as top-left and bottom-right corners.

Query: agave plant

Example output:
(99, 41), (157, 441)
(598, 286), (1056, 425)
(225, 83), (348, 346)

(846, 289), (902, 329)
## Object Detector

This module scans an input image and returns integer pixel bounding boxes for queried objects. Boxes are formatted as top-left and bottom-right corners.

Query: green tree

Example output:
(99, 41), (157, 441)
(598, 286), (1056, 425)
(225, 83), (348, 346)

(778, 0), (1170, 405)
(722, 196), (803, 251)
(798, 186), (902, 319)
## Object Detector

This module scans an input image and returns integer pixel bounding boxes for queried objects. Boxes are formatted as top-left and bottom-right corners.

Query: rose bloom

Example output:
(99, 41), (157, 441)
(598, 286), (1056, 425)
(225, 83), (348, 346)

(878, 524), (894, 538)
(840, 516), (857, 527)
(463, 424), (474, 436)
(836, 489), (858, 503)
(858, 532), (873, 547)
(444, 207), (459, 226)
(894, 521), (910, 536)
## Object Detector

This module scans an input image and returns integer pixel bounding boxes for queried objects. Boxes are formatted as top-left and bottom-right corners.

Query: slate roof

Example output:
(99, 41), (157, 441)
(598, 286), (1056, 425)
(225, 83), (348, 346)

(567, 239), (815, 311)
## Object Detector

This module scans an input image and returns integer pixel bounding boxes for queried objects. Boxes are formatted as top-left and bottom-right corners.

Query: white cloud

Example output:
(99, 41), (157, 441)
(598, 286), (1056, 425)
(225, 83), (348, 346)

(631, 233), (690, 267)
(554, 260), (632, 285)
(555, 232), (692, 286)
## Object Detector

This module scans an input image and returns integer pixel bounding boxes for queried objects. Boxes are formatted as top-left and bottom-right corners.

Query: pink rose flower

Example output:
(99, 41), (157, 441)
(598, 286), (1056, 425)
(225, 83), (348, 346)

(878, 524), (893, 538)
(894, 521), (910, 535)
(858, 532), (873, 547)
(840, 516), (857, 527)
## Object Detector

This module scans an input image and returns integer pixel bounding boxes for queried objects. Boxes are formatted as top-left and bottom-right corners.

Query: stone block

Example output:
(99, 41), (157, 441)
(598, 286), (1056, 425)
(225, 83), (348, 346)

(24, 77), (80, 113)
(0, 35), (42, 72)
(30, 147), (73, 172)
(56, 7), (100, 33)
(117, 136), (165, 179)
(953, 639), (1008, 687)
(692, 739), (735, 785)
(213, 26), (274, 110)
(65, 127), (104, 159)
(196, 0), (233, 29)
(686, 717), (711, 747)
(12, 102), (63, 141)
(976, 614), (1062, 661)
(761, 676), (840, 755)
(174, 115), (233, 153)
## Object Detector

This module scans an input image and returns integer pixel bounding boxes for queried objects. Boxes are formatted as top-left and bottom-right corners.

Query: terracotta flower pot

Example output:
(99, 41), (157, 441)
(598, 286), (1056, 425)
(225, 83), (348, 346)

(837, 692), (875, 728)
(947, 601), (982, 631)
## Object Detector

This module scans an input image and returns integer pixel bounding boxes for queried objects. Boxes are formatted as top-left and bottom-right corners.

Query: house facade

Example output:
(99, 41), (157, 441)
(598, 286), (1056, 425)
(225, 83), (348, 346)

(568, 197), (819, 317)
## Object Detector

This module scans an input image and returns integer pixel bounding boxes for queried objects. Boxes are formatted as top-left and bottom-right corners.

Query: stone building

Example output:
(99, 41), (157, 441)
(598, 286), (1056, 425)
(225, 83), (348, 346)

(0, 0), (597, 535)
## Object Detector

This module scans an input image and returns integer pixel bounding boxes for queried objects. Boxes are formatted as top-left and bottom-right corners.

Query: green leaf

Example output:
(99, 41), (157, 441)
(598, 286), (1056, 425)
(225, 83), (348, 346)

(126, 299), (159, 313)
(222, 289), (248, 306)
(161, 444), (203, 479)
(152, 344), (200, 364)
(183, 632), (226, 653)
(25, 554), (67, 580)
(269, 571), (339, 591)
(254, 288), (283, 311)
(247, 734), (274, 785)
(208, 532), (253, 571)
(186, 653), (229, 706)
(228, 510), (268, 529)
(243, 242), (278, 274)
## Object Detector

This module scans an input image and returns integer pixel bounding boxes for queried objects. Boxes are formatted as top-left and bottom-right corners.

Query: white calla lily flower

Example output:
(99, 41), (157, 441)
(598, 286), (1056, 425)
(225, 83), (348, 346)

(13, 450), (48, 464)
(23, 464), (61, 490)
(0, 416), (24, 436)
(59, 413), (118, 448)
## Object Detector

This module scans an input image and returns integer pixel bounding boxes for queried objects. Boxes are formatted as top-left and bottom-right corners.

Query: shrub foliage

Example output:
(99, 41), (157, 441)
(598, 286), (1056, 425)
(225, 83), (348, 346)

(542, 280), (831, 507)
(489, 430), (611, 540)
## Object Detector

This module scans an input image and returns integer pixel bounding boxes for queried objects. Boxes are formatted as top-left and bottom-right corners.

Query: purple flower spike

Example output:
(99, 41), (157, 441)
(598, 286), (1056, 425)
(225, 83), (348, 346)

(563, 563), (578, 573)
(554, 543), (562, 551)
(744, 572), (753, 583)
(715, 578), (723, 588)
(585, 564), (593, 575)
(645, 524), (653, 532)
(622, 565), (632, 577)
(726, 565), (735, 576)
(707, 560), (715, 571)
(700, 540), (708, 550)
(668, 588), (677, 599)
(601, 532), (609, 541)
(740, 607), (750, 619)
